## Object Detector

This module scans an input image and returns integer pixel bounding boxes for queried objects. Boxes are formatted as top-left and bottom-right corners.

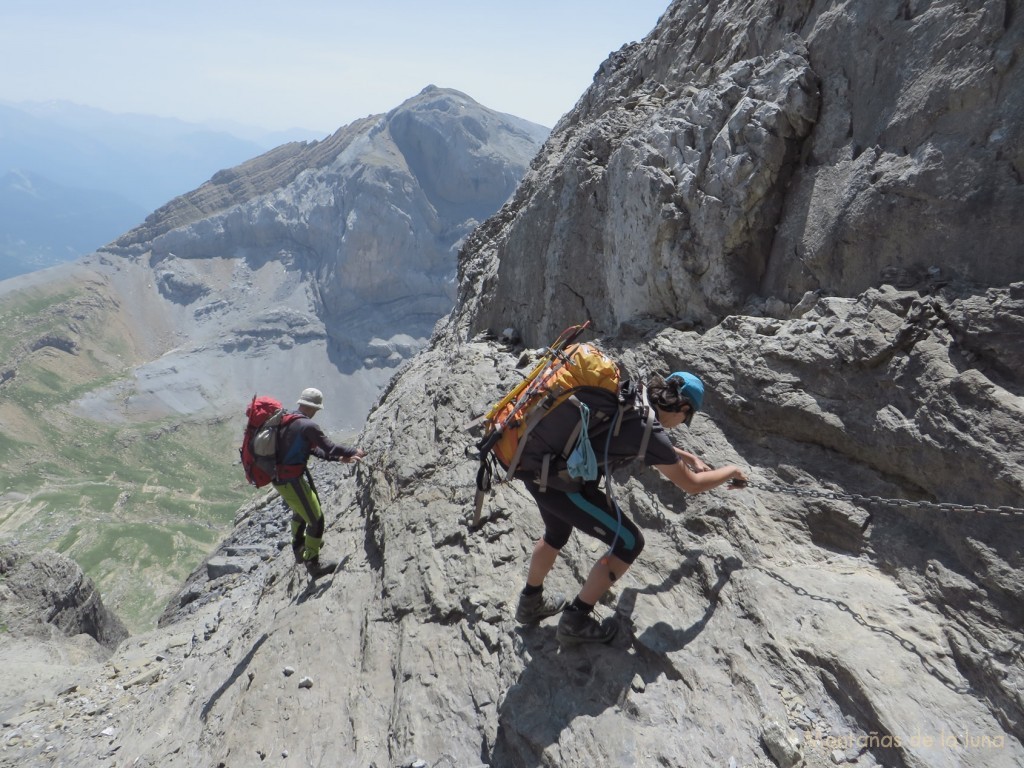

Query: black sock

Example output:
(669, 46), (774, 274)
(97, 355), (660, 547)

(566, 597), (594, 614)
(522, 583), (543, 596)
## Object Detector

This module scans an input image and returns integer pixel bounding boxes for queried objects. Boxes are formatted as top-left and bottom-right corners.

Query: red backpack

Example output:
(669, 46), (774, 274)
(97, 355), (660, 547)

(239, 395), (303, 487)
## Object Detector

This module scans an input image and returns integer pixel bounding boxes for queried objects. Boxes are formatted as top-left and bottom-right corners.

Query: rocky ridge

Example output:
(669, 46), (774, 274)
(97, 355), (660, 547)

(0, 543), (127, 737)
(1, 1), (1023, 767)
(461, 0), (1022, 336)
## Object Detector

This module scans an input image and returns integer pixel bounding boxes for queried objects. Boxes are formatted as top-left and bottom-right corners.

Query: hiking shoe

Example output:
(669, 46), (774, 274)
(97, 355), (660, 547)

(515, 590), (567, 624)
(292, 544), (305, 565)
(304, 558), (336, 579)
(555, 609), (618, 647)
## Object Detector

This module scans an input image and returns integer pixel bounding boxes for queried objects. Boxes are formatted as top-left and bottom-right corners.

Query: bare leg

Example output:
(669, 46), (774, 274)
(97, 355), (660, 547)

(578, 555), (631, 605)
(525, 538), (560, 587)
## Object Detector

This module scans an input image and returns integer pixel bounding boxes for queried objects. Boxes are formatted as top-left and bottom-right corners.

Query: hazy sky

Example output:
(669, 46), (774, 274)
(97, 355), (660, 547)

(2, 1), (671, 133)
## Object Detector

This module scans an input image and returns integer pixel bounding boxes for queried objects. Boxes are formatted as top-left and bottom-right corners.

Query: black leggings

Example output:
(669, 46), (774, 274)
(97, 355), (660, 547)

(524, 480), (645, 564)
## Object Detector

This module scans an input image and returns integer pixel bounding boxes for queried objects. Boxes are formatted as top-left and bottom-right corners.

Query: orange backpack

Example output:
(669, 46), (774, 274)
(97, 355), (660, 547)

(471, 323), (654, 527)
(487, 342), (620, 469)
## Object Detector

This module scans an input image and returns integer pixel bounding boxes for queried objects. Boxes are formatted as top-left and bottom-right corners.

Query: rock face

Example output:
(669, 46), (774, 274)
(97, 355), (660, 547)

(459, 0), (1023, 339)
(2, 2), (1023, 768)
(0, 544), (127, 726)
(0, 544), (127, 648)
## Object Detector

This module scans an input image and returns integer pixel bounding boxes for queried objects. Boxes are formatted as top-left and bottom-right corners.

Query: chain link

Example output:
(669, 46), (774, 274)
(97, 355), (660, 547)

(752, 566), (974, 695)
(744, 480), (1024, 517)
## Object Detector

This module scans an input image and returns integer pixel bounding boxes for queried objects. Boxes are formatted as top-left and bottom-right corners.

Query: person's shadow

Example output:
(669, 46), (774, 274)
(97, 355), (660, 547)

(292, 555), (349, 604)
(489, 551), (742, 764)
(623, 551), (742, 667)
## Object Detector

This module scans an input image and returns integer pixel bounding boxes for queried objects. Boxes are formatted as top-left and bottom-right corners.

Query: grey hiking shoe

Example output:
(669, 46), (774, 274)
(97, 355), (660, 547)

(556, 609), (618, 647)
(304, 557), (336, 579)
(515, 590), (568, 624)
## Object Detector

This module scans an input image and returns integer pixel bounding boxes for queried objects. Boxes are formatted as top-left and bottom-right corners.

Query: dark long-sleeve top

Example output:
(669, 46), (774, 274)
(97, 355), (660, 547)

(277, 415), (358, 468)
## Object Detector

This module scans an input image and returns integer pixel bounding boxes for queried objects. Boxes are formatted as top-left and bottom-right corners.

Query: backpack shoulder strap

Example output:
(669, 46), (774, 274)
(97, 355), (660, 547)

(269, 411), (306, 470)
(502, 405), (550, 482)
(635, 384), (655, 460)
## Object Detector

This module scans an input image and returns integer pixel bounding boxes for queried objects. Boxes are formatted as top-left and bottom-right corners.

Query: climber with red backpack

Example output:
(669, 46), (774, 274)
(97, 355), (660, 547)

(472, 324), (748, 647)
(241, 387), (366, 578)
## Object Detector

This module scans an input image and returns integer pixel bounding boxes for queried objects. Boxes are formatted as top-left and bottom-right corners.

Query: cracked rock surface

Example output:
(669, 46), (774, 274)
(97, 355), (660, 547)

(2, 1), (1023, 766)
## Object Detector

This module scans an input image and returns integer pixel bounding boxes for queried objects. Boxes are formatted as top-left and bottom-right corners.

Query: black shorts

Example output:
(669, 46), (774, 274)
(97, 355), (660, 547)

(524, 480), (645, 564)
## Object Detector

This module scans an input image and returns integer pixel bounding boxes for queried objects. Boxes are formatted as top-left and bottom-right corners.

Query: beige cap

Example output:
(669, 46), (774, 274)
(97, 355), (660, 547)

(297, 387), (324, 410)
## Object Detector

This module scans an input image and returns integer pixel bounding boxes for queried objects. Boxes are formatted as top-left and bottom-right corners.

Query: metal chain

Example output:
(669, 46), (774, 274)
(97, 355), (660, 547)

(744, 480), (1024, 517)
(752, 566), (975, 695)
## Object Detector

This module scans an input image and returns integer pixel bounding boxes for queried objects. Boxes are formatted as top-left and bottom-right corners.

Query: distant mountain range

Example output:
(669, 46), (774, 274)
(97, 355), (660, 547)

(0, 100), (325, 279)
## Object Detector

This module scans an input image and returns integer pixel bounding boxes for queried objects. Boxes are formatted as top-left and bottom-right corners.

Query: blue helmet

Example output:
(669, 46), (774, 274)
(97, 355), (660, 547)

(666, 372), (704, 425)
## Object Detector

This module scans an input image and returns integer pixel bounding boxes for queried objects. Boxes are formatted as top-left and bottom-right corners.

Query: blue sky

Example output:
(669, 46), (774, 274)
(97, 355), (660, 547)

(2, 1), (670, 133)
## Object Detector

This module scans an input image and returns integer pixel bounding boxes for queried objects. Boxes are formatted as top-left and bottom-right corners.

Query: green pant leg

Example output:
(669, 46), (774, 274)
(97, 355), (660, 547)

(274, 476), (325, 560)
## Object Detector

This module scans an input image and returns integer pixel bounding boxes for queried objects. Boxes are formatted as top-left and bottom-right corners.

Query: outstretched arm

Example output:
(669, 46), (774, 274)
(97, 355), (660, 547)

(674, 447), (712, 472)
(654, 459), (747, 494)
(338, 448), (366, 463)
(304, 421), (366, 463)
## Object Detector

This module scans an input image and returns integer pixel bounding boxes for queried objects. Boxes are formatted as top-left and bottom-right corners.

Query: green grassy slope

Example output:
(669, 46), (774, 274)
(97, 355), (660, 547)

(0, 278), (256, 631)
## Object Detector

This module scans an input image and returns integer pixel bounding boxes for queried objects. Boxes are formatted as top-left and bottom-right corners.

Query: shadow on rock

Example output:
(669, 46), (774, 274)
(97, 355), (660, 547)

(622, 552), (741, 672)
(489, 550), (738, 765)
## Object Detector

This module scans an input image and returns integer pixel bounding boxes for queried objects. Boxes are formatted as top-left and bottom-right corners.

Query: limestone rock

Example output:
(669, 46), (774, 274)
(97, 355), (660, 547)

(0, 543), (126, 728)
(457, 0), (1024, 346)
(762, 720), (802, 767)
(0, 543), (127, 648)
(2, 2), (1023, 768)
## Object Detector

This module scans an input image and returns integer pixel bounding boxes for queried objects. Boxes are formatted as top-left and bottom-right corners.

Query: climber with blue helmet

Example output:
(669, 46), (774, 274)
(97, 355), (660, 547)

(513, 369), (748, 647)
